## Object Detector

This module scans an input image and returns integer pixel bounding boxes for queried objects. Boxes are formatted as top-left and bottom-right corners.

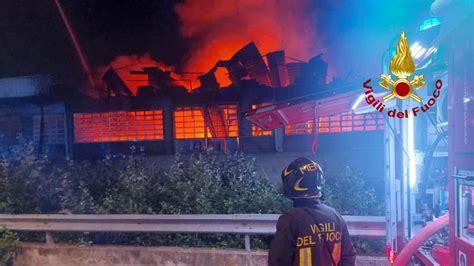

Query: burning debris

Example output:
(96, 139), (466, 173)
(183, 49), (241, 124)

(175, 0), (321, 85)
(97, 41), (328, 99)
(94, 54), (179, 97)
(53, 0), (326, 98)
(198, 42), (271, 91)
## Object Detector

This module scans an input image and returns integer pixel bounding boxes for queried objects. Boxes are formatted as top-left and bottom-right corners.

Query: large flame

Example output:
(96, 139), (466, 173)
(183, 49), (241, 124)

(175, 0), (320, 88)
(95, 0), (321, 93)
(389, 32), (415, 79)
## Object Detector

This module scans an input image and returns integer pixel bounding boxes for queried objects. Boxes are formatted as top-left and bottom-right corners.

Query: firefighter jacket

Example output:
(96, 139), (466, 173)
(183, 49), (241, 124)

(269, 199), (356, 266)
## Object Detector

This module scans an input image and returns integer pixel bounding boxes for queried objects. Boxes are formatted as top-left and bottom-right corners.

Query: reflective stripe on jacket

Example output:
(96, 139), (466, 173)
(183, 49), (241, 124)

(268, 200), (356, 266)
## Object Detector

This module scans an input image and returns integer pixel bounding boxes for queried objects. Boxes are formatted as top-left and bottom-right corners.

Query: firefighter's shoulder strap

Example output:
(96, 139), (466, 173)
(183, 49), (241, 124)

(302, 207), (338, 266)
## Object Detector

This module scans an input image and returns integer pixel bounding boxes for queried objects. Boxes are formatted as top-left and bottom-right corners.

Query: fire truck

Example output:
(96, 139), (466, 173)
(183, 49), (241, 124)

(244, 6), (473, 265)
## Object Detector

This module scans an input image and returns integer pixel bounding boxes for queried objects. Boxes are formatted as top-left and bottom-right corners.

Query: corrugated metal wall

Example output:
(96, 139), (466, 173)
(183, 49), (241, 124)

(0, 75), (50, 98)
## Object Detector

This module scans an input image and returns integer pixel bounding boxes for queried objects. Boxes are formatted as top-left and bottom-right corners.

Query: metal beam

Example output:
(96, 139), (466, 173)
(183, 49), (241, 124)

(0, 214), (385, 237)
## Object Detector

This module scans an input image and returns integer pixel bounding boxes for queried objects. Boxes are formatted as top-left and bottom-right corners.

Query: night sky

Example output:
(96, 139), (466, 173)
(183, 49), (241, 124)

(0, 0), (433, 88)
(0, 0), (186, 85)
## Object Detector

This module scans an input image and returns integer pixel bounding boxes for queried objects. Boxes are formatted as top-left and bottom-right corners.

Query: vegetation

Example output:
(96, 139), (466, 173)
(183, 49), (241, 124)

(0, 227), (20, 266)
(0, 141), (383, 254)
(323, 166), (382, 216)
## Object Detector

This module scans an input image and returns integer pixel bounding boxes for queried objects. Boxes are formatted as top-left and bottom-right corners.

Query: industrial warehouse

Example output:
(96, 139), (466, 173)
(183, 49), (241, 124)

(0, 42), (383, 164)
(0, 0), (473, 265)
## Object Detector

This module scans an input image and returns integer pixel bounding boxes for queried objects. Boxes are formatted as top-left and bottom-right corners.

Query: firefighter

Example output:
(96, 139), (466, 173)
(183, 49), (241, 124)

(269, 157), (356, 266)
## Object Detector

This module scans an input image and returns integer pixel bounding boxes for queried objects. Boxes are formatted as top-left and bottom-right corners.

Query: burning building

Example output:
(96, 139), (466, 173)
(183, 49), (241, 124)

(0, 42), (383, 178)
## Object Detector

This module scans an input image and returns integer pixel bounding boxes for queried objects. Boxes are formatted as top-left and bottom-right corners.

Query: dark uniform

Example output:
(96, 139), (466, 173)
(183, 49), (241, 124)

(268, 157), (356, 266)
(269, 199), (356, 266)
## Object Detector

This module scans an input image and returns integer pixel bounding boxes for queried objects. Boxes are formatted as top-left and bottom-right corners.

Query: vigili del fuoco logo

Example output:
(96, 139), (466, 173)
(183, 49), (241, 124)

(361, 32), (443, 118)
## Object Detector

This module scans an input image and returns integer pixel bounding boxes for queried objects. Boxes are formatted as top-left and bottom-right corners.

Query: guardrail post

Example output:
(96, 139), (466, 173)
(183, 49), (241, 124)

(45, 232), (54, 245)
(244, 234), (251, 252)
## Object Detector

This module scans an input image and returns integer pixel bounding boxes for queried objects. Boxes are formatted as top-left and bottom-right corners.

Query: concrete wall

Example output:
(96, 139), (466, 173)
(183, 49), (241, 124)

(13, 243), (389, 266)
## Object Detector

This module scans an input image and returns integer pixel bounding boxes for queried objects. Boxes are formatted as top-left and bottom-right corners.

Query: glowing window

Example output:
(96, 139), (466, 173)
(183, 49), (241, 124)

(33, 114), (65, 145)
(174, 105), (239, 139)
(73, 110), (164, 143)
(207, 105), (239, 138)
(285, 112), (384, 135)
(285, 121), (314, 135)
(174, 107), (205, 139)
(251, 104), (273, 136)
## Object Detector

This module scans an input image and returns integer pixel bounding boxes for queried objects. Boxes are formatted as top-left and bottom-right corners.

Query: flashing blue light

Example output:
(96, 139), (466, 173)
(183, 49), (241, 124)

(419, 17), (441, 32)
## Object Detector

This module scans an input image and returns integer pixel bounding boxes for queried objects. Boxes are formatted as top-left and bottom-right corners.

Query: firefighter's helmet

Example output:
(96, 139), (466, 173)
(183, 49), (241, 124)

(281, 157), (323, 199)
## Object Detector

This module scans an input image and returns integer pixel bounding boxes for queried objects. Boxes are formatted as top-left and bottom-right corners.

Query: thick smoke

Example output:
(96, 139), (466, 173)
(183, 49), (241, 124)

(95, 0), (321, 93)
(175, 0), (321, 85)
(92, 1), (436, 94)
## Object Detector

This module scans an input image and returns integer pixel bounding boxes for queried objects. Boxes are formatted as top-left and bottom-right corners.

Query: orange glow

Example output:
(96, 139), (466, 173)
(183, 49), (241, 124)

(285, 121), (313, 135)
(96, 1), (322, 93)
(174, 105), (238, 139)
(214, 67), (232, 88)
(251, 104), (273, 136)
(207, 105), (239, 138)
(74, 110), (164, 143)
(252, 125), (273, 136)
(174, 0), (320, 89)
(285, 113), (384, 135)
(95, 54), (176, 96)
(174, 107), (206, 139)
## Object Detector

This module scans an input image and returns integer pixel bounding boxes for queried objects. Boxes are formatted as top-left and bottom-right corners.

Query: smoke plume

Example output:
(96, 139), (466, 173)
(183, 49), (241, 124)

(95, 0), (321, 94)
(175, 0), (321, 85)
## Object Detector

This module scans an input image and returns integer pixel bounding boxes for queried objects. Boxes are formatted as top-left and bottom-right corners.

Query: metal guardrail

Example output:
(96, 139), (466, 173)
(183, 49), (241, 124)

(0, 214), (385, 251)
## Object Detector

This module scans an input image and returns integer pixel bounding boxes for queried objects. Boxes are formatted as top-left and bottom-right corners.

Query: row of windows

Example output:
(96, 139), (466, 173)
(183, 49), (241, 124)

(0, 108), (384, 145)
(285, 112), (384, 135)
(249, 107), (384, 137)
(174, 105), (239, 139)
(74, 110), (164, 143)
(72, 106), (383, 143)
(73, 106), (240, 143)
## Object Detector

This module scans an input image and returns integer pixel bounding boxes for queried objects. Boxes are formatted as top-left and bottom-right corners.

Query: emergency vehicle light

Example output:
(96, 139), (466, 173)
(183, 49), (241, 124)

(418, 17), (441, 32)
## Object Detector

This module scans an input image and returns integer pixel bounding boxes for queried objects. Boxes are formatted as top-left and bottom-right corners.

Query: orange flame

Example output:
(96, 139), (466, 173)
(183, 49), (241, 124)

(175, 0), (320, 87)
(96, 0), (321, 93)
